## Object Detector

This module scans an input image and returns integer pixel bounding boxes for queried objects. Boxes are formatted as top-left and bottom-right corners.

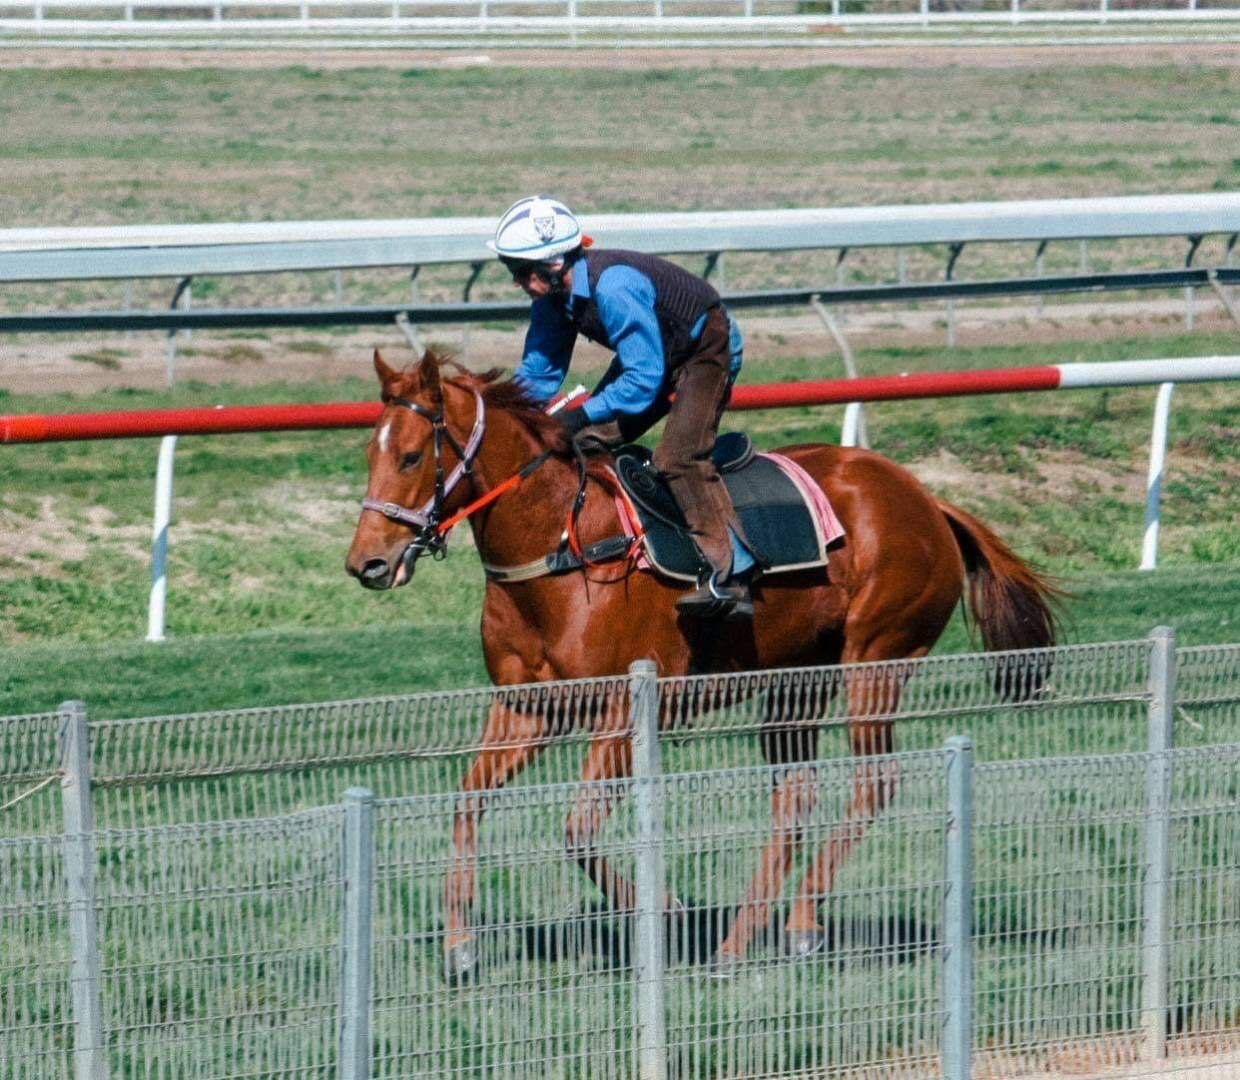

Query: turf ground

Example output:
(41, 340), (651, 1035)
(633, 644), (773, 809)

(1, 49), (1238, 716)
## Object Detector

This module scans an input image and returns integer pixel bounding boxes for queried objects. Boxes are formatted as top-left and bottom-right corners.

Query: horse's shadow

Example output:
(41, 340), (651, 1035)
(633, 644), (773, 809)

(453, 903), (937, 974)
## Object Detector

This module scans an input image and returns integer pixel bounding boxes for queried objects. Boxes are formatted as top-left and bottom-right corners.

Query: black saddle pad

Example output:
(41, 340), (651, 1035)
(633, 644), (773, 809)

(614, 434), (828, 583)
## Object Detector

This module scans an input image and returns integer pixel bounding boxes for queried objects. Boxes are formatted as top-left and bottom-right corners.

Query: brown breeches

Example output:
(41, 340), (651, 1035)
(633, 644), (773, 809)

(650, 306), (744, 577)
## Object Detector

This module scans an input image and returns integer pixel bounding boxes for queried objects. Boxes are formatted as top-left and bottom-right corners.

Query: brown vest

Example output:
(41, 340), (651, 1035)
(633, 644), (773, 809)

(568, 250), (720, 366)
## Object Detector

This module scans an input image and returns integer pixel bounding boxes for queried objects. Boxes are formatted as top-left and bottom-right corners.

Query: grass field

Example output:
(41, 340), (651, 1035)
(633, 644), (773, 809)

(1, 55), (1238, 719)
(3, 56), (1239, 319)
(2, 327), (1238, 717)
(1, 51), (1238, 1080)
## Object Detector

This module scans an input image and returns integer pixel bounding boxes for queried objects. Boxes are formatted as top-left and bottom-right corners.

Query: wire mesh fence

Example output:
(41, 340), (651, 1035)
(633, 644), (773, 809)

(2, 633), (1239, 1076)
(1176, 643), (1240, 749)
(4, 738), (1238, 1077)
(8, 635), (1238, 839)
(970, 745), (1240, 1078)
(368, 749), (954, 1079)
(2, 807), (344, 1079)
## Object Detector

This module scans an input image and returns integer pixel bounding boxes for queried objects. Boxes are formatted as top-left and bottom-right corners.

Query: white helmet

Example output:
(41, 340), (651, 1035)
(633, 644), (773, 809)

(487, 196), (584, 263)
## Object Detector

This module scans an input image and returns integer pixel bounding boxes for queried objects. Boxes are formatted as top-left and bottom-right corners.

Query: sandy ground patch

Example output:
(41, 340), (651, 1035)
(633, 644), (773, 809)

(4, 42), (1240, 72)
(3, 294), (1232, 396)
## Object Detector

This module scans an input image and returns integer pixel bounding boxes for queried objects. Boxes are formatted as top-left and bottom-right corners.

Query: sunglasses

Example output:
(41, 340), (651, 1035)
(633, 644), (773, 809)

(500, 258), (549, 284)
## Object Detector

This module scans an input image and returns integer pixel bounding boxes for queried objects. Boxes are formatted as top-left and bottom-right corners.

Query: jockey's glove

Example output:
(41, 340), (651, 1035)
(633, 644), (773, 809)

(556, 407), (592, 438)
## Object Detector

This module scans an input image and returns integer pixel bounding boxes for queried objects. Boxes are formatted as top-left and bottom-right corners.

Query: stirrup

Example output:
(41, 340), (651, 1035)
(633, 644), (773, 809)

(676, 571), (753, 621)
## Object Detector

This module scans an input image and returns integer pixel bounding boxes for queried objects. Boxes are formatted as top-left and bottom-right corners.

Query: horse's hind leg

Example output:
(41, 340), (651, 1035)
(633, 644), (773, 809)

(712, 680), (831, 971)
(781, 671), (901, 955)
(443, 701), (546, 981)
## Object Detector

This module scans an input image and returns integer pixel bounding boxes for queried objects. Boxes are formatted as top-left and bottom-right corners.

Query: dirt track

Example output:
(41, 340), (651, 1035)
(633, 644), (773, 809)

(6, 41), (1240, 72)
(5, 295), (1233, 396)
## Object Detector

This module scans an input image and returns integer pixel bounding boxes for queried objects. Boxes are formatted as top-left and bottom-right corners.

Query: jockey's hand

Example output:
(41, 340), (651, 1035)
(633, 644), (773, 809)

(556, 406), (591, 439)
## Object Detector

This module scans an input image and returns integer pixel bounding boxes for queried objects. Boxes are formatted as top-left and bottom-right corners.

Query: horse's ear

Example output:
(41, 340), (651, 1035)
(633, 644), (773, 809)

(374, 348), (399, 392)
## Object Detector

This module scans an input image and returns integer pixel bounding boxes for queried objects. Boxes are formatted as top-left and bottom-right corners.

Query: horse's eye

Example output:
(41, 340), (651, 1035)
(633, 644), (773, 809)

(400, 451), (423, 471)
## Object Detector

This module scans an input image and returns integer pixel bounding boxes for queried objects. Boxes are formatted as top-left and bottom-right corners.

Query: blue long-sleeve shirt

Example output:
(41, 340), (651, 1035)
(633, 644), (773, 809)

(515, 262), (708, 425)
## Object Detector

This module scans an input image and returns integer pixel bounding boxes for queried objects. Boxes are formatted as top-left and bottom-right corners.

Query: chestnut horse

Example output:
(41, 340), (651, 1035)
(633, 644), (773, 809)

(346, 349), (1059, 979)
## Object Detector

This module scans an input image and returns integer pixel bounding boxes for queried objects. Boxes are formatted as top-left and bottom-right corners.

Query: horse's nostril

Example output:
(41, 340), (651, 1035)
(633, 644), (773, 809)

(361, 558), (389, 582)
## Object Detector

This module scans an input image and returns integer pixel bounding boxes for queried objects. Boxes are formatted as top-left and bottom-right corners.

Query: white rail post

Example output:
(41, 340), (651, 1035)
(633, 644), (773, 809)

(943, 735), (974, 1080)
(629, 659), (666, 1080)
(340, 787), (375, 1080)
(147, 435), (178, 642)
(811, 296), (868, 449)
(1139, 383), (1174, 571)
(59, 701), (106, 1080)
(1142, 627), (1175, 1062)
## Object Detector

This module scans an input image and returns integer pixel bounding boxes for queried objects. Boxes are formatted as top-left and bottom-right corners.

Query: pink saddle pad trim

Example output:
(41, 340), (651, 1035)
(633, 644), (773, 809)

(759, 451), (846, 554)
(609, 451), (845, 572)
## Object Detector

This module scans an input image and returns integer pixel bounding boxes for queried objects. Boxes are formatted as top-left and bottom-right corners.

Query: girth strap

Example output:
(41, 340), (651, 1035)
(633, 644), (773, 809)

(483, 535), (634, 583)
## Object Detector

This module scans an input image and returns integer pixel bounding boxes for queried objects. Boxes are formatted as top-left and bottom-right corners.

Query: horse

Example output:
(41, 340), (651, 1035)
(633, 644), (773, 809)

(345, 348), (1060, 980)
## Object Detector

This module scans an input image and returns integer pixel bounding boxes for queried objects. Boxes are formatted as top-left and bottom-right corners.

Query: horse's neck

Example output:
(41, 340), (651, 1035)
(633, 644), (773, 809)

(467, 412), (610, 568)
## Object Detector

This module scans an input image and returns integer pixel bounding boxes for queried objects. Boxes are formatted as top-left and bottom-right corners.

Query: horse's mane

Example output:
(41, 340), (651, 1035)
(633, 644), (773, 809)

(400, 348), (567, 453)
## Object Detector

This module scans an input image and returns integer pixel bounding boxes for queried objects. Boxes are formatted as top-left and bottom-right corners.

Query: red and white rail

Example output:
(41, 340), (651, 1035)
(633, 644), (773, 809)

(2, 354), (1237, 641)
(4, 356), (1238, 443)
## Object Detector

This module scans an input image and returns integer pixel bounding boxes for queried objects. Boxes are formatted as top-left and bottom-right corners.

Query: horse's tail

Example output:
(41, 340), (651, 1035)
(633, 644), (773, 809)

(936, 498), (1064, 701)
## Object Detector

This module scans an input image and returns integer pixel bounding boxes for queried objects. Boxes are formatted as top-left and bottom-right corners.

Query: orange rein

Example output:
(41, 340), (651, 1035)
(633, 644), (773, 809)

(432, 450), (552, 536)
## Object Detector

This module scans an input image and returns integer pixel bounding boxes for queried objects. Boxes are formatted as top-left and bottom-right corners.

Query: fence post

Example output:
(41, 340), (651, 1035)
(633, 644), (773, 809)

(943, 735), (974, 1080)
(629, 660), (667, 1080)
(59, 701), (106, 1080)
(1142, 627), (1175, 1061)
(339, 787), (375, 1080)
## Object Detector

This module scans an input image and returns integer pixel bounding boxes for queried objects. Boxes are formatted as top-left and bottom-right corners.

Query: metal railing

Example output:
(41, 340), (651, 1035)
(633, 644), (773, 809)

(4, 351), (1237, 643)
(5, 194), (1239, 281)
(3, 633), (1239, 1077)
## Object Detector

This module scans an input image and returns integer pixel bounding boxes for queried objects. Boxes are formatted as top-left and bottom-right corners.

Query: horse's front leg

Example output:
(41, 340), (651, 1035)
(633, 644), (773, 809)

(564, 725), (684, 915)
(564, 729), (638, 909)
(443, 701), (545, 981)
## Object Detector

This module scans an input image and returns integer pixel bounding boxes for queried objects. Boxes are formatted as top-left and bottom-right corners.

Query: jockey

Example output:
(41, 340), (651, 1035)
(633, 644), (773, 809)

(488, 195), (756, 621)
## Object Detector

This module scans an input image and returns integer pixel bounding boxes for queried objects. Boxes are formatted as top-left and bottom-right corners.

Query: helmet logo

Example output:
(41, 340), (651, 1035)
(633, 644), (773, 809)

(532, 212), (557, 243)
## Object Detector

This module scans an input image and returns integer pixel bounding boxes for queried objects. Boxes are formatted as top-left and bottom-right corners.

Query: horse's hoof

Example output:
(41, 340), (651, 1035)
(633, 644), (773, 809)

(443, 940), (478, 984)
(784, 928), (826, 960)
(707, 952), (744, 980)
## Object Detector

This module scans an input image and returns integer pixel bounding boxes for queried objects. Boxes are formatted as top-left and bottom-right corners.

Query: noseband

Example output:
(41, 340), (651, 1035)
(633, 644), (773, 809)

(361, 388), (486, 565)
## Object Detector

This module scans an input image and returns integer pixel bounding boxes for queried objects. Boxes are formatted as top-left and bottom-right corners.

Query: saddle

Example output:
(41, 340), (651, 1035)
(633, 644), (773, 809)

(613, 432), (839, 583)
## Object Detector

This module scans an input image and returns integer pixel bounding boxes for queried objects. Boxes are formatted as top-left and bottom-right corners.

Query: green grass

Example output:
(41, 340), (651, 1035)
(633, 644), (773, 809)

(2, 565), (1238, 719)
(1, 327), (1237, 716)
(2, 61), (1239, 313)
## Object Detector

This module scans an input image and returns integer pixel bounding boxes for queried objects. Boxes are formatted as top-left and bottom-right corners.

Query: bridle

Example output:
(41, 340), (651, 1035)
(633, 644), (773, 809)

(361, 388), (486, 570)
(359, 382), (634, 586)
